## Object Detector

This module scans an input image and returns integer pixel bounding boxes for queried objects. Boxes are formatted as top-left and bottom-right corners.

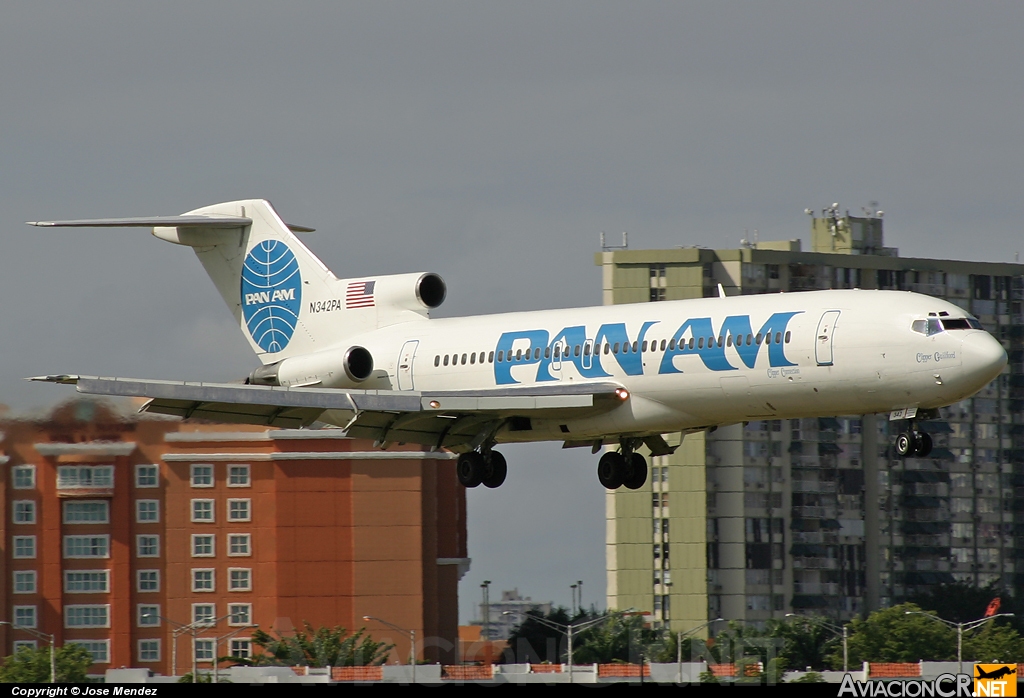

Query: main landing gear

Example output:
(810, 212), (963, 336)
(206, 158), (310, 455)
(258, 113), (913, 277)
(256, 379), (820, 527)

(894, 426), (933, 458)
(597, 444), (648, 490)
(456, 450), (508, 489)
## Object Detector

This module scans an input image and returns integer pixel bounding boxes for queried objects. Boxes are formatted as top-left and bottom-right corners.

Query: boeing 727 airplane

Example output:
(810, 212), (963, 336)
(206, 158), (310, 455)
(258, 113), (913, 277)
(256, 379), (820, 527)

(29, 199), (1007, 490)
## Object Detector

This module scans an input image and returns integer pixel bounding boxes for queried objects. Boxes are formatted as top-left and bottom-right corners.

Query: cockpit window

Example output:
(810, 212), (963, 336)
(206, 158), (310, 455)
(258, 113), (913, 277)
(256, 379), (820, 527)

(941, 317), (983, 331)
(913, 316), (983, 335)
(911, 318), (944, 336)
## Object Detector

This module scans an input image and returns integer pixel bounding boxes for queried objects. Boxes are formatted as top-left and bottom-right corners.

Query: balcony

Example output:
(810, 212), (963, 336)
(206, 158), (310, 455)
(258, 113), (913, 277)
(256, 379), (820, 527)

(55, 465), (114, 498)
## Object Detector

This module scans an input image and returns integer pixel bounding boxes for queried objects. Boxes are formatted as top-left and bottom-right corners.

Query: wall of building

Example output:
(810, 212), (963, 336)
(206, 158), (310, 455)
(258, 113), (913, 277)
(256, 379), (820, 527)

(601, 214), (1024, 632)
(0, 402), (467, 674)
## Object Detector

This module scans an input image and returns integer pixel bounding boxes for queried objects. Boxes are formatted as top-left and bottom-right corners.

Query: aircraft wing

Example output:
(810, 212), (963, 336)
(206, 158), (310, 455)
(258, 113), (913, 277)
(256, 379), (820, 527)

(29, 375), (626, 451)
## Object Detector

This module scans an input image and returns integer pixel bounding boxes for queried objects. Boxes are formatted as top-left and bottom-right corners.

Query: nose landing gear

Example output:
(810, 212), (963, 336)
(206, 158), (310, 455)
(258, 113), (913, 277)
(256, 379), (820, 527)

(597, 442), (648, 490)
(456, 449), (508, 488)
(894, 428), (932, 458)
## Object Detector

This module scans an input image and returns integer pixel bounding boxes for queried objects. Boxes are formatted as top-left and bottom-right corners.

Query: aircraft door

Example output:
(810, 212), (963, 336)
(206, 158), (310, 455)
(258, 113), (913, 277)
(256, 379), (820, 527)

(582, 339), (595, 371)
(397, 340), (419, 390)
(815, 311), (840, 366)
(550, 339), (566, 380)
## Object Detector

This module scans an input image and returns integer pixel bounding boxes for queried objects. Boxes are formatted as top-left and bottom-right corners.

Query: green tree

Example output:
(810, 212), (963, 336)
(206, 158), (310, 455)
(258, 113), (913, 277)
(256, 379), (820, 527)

(502, 607), (581, 664)
(763, 617), (842, 671)
(961, 622), (1024, 663)
(838, 603), (956, 664)
(0, 644), (93, 683)
(251, 622), (393, 667)
(571, 612), (663, 664)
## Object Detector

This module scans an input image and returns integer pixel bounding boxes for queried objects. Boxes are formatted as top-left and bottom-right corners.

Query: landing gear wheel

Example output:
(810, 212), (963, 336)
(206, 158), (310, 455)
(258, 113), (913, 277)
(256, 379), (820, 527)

(895, 432), (914, 458)
(482, 451), (507, 488)
(598, 452), (626, 489)
(623, 453), (648, 490)
(913, 431), (933, 457)
(457, 452), (485, 488)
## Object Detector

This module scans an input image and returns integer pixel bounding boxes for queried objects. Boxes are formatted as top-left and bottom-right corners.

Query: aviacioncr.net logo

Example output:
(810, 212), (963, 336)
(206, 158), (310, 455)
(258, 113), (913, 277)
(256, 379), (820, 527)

(241, 240), (302, 353)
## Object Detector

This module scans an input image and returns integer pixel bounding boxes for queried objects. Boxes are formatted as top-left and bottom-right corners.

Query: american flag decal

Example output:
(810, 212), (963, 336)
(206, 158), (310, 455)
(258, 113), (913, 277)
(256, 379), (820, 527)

(346, 281), (376, 308)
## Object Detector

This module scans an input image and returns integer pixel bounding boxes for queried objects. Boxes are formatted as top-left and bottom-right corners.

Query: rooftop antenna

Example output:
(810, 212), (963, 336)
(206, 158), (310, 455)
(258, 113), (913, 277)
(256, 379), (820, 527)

(600, 231), (628, 251)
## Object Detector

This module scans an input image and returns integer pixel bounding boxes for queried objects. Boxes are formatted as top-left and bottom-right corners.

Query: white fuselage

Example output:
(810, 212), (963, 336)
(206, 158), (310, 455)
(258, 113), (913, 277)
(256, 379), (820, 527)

(287, 289), (1006, 444)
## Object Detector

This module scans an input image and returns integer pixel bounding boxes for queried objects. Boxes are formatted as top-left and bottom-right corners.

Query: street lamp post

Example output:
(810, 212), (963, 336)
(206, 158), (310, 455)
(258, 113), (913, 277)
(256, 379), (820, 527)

(145, 611), (232, 682)
(905, 611), (1015, 674)
(0, 621), (55, 683)
(481, 580), (491, 642)
(570, 584), (578, 616)
(502, 609), (617, 683)
(675, 618), (725, 683)
(363, 616), (416, 684)
(212, 625), (258, 684)
(786, 613), (849, 673)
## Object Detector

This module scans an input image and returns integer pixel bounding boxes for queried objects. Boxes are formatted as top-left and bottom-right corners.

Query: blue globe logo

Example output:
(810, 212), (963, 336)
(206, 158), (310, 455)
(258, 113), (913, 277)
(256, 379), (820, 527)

(240, 240), (302, 353)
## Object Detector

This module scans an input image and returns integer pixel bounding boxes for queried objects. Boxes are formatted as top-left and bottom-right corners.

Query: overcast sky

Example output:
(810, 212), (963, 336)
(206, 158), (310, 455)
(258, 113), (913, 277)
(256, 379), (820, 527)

(2, 2), (1023, 624)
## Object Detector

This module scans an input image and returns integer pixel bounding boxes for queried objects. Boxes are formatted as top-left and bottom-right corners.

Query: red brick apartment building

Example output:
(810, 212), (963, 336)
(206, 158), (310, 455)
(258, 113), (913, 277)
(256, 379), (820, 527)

(0, 401), (468, 674)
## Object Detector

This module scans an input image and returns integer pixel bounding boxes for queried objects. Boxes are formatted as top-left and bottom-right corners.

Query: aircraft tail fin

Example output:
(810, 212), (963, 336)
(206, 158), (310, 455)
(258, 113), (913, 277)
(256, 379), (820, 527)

(30, 199), (352, 362)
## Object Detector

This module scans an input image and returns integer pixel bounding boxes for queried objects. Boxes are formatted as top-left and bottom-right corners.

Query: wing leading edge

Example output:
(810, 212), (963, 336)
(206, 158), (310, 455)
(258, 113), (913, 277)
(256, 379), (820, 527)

(29, 375), (625, 451)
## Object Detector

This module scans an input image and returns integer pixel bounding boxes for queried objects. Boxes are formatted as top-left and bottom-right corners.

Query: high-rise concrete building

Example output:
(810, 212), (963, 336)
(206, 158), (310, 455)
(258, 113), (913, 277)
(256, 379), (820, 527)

(601, 208), (1024, 633)
(0, 400), (468, 674)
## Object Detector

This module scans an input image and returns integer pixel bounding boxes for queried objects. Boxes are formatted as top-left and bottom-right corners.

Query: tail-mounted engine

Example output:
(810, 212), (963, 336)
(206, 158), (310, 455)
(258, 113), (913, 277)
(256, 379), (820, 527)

(249, 345), (374, 388)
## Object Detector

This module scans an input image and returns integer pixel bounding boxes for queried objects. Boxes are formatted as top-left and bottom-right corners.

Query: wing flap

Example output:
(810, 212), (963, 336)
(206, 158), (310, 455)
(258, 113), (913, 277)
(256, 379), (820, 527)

(31, 375), (625, 449)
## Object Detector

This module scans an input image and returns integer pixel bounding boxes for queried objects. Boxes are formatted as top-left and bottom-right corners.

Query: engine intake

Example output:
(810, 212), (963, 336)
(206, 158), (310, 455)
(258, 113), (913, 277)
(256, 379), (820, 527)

(248, 345), (374, 387)
(416, 273), (446, 309)
(344, 346), (374, 382)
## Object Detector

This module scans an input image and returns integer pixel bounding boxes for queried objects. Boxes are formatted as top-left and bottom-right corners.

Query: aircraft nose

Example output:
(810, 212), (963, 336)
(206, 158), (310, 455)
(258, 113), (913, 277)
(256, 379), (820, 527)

(960, 332), (1007, 386)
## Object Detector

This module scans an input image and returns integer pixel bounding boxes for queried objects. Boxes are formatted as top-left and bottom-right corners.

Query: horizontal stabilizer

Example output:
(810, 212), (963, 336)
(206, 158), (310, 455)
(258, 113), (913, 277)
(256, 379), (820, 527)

(27, 215), (252, 228)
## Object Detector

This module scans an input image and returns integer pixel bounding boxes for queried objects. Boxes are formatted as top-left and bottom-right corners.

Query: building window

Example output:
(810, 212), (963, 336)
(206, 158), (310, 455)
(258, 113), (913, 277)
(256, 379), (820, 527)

(228, 568), (251, 592)
(13, 571), (36, 594)
(135, 465), (159, 488)
(137, 570), (160, 593)
(228, 465), (251, 487)
(228, 534), (251, 557)
(228, 499), (251, 522)
(191, 499), (214, 522)
(69, 641), (109, 663)
(13, 501), (36, 524)
(229, 639), (251, 660)
(136, 535), (160, 558)
(194, 639), (214, 662)
(138, 640), (160, 663)
(65, 605), (110, 628)
(136, 500), (159, 523)
(12, 466), (35, 490)
(191, 464), (214, 488)
(229, 604), (251, 626)
(137, 605), (160, 627)
(13, 606), (36, 628)
(192, 604), (215, 625)
(57, 466), (113, 489)
(192, 535), (215, 557)
(64, 535), (110, 558)
(192, 569), (215, 592)
(13, 536), (36, 559)
(63, 500), (109, 524)
(65, 570), (109, 593)
(13, 641), (36, 653)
